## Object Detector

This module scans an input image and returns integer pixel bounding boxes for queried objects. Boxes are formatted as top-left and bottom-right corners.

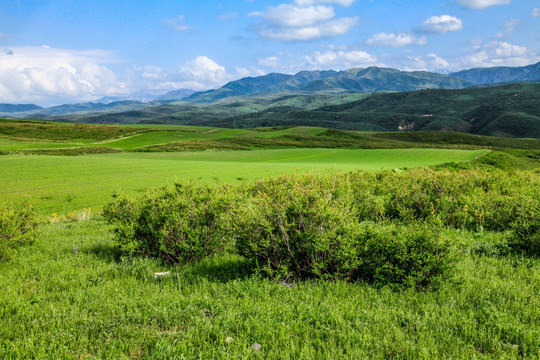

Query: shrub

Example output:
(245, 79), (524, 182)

(508, 220), (540, 257)
(0, 202), (38, 261)
(354, 221), (462, 288)
(233, 174), (362, 281)
(103, 183), (234, 264)
(347, 168), (540, 233)
(232, 175), (462, 288)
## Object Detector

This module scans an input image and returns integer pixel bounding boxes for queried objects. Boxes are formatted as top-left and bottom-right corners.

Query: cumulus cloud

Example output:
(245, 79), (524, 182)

(0, 46), (128, 106)
(178, 56), (232, 89)
(249, 3), (357, 41)
(0, 47), (240, 105)
(367, 32), (427, 47)
(305, 49), (378, 69)
(532, 8), (540, 17)
(422, 15), (463, 33)
(399, 54), (450, 71)
(250, 4), (335, 27)
(294, 0), (356, 6)
(458, 0), (511, 10)
(457, 41), (539, 68)
(258, 56), (281, 68)
(164, 15), (194, 31)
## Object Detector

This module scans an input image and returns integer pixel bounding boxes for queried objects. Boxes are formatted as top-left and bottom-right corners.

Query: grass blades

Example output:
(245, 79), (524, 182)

(0, 220), (538, 359)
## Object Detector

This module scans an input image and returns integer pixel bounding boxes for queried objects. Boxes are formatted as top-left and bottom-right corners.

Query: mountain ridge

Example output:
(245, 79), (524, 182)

(185, 66), (475, 103)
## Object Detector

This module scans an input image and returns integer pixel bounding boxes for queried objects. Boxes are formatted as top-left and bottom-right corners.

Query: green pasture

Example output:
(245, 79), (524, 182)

(1, 221), (538, 359)
(0, 148), (484, 214)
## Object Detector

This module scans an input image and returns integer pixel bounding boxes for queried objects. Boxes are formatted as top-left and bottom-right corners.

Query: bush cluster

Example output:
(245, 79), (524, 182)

(0, 202), (38, 261)
(103, 183), (234, 264)
(104, 167), (539, 287)
(233, 175), (460, 287)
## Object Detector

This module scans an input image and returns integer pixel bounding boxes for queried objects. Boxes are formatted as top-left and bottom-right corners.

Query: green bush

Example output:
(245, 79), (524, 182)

(354, 221), (461, 288)
(233, 175), (362, 281)
(0, 202), (38, 261)
(104, 167), (538, 286)
(347, 168), (539, 233)
(103, 183), (234, 264)
(508, 220), (540, 257)
(232, 175), (461, 287)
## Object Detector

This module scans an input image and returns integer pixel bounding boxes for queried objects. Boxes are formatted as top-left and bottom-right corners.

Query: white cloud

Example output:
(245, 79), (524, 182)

(250, 4), (335, 27)
(532, 8), (540, 17)
(458, 0), (511, 10)
(235, 66), (253, 77)
(249, 3), (357, 41)
(258, 56), (281, 68)
(164, 15), (194, 32)
(422, 15), (463, 33)
(305, 49), (378, 69)
(367, 32), (428, 47)
(457, 41), (539, 68)
(294, 0), (356, 6)
(496, 18), (521, 38)
(400, 54), (451, 71)
(0, 46), (128, 106)
(178, 56), (232, 89)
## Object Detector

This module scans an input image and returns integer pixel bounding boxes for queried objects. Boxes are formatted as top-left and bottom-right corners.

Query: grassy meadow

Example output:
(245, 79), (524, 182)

(1, 119), (539, 359)
(0, 148), (484, 215)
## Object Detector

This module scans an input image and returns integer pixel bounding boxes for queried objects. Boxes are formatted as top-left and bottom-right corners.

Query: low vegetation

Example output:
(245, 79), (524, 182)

(0, 120), (538, 358)
(104, 166), (539, 288)
(0, 201), (38, 261)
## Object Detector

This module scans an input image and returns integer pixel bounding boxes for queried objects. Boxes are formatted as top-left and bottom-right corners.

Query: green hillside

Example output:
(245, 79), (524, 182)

(56, 83), (540, 138)
(224, 83), (540, 138)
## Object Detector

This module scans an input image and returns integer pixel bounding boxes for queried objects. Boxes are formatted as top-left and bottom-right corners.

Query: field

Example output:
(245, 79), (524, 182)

(1, 119), (539, 359)
(0, 148), (484, 215)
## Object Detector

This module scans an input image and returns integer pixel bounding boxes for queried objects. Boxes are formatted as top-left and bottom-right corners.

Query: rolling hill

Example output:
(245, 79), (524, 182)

(68, 83), (540, 138)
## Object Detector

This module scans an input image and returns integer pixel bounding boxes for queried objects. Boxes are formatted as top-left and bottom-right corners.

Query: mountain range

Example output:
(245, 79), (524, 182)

(185, 67), (474, 103)
(1, 62), (539, 138)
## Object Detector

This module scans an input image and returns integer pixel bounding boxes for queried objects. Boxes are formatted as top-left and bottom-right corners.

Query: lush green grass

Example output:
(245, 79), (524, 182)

(0, 220), (538, 359)
(0, 148), (484, 215)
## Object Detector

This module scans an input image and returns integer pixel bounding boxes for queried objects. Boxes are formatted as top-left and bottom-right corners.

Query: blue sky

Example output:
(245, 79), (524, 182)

(0, 0), (539, 105)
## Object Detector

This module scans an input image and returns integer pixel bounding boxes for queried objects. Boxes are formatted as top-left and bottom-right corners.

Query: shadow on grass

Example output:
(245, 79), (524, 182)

(86, 243), (122, 263)
(181, 254), (256, 284)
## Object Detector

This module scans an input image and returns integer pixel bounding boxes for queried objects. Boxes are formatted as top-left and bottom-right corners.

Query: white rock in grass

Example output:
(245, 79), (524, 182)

(251, 343), (262, 351)
(153, 271), (171, 279)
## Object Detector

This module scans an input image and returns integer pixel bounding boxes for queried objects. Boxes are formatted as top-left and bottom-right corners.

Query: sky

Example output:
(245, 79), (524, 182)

(0, 0), (539, 106)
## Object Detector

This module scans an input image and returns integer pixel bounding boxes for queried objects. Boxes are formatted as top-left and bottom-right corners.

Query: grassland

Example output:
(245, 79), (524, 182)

(1, 119), (539, 359)
(0, 148), (484, 215)
(0, 220), (537, 359)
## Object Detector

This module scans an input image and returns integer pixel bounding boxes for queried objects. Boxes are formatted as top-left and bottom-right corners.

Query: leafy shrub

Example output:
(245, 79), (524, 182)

(0, 202), (38, 261)
(347, 168), (540, 233)
(355, 221), (462, 288)
(103, 183), (234, 264)
(232, 175), (461, 288)
(104, 166), (538, 286)
(508, 220), (540, 257)
(233, 174), (361, 281)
